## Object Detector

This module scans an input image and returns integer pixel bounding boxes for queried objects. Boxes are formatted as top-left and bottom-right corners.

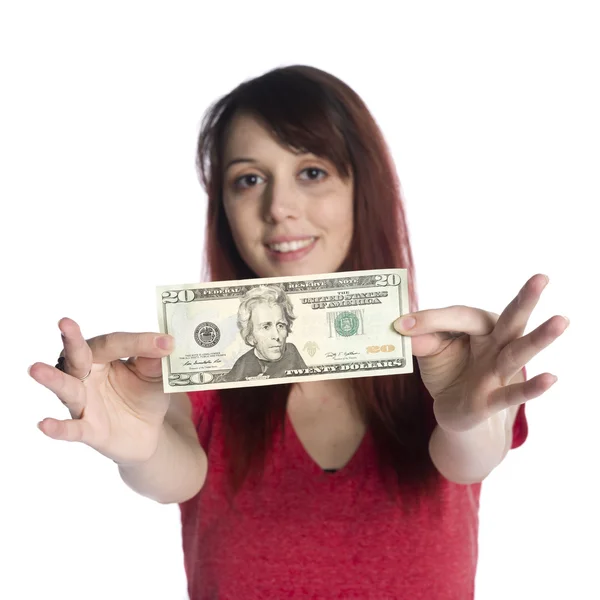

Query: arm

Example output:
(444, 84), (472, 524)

(118, 393), (208, 504)
(428, 370), (524, 485)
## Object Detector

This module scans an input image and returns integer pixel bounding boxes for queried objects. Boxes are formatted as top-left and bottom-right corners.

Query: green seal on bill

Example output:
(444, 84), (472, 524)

(334, 312), (360, 337)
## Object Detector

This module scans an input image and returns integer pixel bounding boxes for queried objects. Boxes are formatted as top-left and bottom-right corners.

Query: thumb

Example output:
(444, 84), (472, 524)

(126, 356), (164, 379)
(407, 334), (448, 357)
(407, 333), (469, 357)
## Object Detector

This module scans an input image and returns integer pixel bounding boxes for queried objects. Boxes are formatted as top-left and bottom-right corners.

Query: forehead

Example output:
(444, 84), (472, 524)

(251, 302), (284, 322)
(223, 113), (296, 160)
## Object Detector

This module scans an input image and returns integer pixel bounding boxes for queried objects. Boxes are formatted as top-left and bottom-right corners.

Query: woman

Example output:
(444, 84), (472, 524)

(29, 65), (568, 598)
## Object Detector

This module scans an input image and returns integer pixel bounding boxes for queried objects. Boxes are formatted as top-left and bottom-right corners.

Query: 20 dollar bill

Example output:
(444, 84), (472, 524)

(157, 269), (413, 393)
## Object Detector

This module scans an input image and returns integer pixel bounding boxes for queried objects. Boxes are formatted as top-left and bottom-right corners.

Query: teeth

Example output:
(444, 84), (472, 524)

(269, 238), (315, 253)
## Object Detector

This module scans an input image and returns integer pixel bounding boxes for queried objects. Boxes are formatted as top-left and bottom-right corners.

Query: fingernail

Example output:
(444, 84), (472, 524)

(155, 335), (174, 350)
(394, 316), (416, 332)
(27, 365), (33, 376)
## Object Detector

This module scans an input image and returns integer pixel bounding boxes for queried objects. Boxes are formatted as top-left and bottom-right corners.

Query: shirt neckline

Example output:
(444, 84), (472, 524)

(284, 409), (369, 477)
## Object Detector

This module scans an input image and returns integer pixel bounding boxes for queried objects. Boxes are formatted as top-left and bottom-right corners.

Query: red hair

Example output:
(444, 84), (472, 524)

(196, 65), (439, 510)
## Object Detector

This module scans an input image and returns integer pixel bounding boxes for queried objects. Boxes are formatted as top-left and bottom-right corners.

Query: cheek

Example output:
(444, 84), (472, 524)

(224, 202), (258, 248)
(315, 197), (354, 239)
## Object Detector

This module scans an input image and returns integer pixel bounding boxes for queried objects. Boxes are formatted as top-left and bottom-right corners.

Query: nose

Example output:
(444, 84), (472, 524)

(263, 179), (302, 224)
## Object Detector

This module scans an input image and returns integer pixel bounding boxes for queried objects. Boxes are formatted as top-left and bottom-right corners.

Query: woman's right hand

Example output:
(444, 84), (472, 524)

(29, 317), (176, 466)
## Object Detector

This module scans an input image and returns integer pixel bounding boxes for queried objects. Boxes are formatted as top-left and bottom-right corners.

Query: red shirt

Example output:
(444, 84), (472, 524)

(180, 389), (528, 599)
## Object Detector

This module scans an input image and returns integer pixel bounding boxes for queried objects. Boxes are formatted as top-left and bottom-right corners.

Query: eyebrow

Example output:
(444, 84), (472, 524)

(258, 320), (286, 327)
(225, 150), (313, 171)
(225, 157), (257, 170)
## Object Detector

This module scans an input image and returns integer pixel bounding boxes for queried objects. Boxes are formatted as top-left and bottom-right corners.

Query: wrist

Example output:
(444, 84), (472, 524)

(433, 395), (510, 434)
(429, 410), (509, 484)
(113, 422), (168, 469)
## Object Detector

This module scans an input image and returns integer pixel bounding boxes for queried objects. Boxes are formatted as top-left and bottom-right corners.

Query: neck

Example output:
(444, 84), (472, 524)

(289, 379), (360, 416)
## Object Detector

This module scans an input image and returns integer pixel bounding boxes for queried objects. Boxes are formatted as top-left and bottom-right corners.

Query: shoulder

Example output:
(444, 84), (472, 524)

(226, 348), (258, 379)
(286, 343), (306, 360)
(233, 348), (257, 366)
(282, 342), (306, 365)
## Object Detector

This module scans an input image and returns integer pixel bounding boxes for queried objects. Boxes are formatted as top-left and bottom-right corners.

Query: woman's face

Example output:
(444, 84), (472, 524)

(222, 113), (354, 279)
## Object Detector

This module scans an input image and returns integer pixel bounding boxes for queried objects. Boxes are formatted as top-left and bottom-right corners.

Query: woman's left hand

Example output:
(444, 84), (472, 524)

(393, 274), (569, 432)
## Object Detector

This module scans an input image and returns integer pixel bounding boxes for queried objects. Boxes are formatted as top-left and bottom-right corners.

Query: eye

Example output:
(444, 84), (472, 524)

(299, 167), (327, 181)
(233, 173), (266, 189)
(277, 323), (287, 331)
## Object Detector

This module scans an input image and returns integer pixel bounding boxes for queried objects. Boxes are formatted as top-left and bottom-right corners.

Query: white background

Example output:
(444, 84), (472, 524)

(2, 1), (597, 598)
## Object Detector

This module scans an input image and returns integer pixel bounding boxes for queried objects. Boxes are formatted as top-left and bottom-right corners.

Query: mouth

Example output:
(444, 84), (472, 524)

(264, 236), (318, 262)
(266, 237), (317, 253)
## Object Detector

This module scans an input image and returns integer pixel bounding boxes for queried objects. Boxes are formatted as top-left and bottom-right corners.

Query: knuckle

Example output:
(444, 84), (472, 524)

(485, 311), (499, 331)
(122, 332), (145, 358)
(137, 332), (157, 354)
(499, 341), (520, 374)
(88, 334), (107, 356)
(514, 289), (523, 307)
(446, 304), (467, 317)
(56, 370), (71, 396)
(454, 305), (471, 320)
(533, 326), (548, 350)
(90, 332), (119, 359)
(84, 330), (152, 362)
(133, 332), (146, 350)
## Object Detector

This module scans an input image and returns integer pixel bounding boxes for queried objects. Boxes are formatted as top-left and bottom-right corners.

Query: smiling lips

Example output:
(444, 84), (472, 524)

(265, 236), (318, 261)
(267, 237), (316, 253)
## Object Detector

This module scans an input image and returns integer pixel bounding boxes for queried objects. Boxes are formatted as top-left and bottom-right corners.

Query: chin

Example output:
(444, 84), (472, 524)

(258, 259), (344, 279)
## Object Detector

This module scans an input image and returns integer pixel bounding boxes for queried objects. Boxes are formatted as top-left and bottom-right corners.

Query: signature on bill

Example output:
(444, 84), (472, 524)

(183, 359), (223, 367)
(324, 351), (360, 361)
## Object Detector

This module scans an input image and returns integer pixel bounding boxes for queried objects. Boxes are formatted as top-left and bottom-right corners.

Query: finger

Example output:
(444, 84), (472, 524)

(492, 274), (549, 347)
(396, 332), (457, 358)
(38, 416), (91, 442)
(125, 356), (163, 380)
(488, 372), (558, 413)
(29, 362), (87, 418)
(58, 317), (93, 379)
(495, 315), (570, 381)
(87, 332), (175, 364)
(394, 306), (498, 337)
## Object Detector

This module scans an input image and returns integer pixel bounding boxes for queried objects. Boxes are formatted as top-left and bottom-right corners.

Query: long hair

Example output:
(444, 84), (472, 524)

(196, 65), (440, 511)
